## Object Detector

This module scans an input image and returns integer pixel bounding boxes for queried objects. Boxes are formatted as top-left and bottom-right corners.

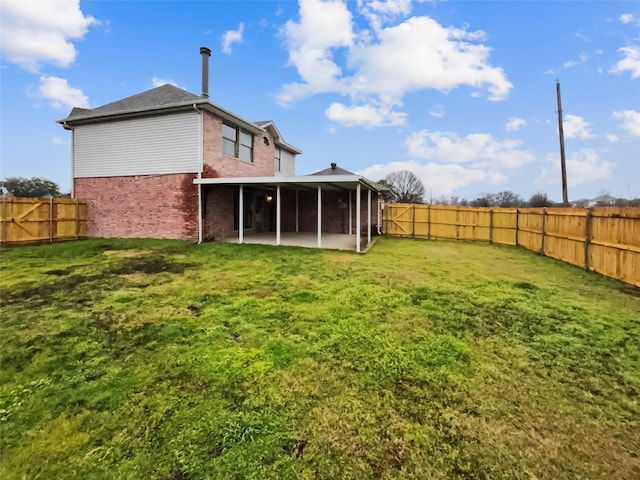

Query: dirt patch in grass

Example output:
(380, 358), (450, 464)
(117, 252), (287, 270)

(2, 273), (122, 308)
(109, 255), (193, 275)
(103, 249), (153, 258)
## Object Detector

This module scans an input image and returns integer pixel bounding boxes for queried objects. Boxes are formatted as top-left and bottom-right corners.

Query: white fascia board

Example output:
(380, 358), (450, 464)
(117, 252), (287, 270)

(193, 175), (383, 191)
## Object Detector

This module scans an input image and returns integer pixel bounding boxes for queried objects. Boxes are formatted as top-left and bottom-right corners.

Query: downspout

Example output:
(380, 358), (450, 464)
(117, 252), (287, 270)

(194, 104), (203, 244)
(64, 122), (74, 198)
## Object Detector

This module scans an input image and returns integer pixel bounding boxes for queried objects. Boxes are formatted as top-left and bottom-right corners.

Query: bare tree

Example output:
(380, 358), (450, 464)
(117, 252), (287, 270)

(528, 192), (553, 207)
(494, 190), (524, 208)
(380, 170), (425, 203)
(470, 193), (497, 207)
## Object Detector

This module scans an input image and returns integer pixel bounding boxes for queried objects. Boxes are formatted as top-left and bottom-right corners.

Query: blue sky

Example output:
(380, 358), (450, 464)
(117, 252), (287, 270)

(1, 0), (639, 202)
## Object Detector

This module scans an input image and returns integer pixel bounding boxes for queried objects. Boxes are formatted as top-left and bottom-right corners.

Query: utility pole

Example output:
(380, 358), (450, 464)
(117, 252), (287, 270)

(556, 80), (569, 205)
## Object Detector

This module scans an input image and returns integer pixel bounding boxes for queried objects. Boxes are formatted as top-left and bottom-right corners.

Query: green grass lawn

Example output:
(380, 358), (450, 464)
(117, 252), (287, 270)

(1, 237), (638, 479)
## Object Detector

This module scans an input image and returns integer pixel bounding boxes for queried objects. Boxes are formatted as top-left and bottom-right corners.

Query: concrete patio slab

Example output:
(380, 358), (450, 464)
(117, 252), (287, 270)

(222, 232), (376, 252)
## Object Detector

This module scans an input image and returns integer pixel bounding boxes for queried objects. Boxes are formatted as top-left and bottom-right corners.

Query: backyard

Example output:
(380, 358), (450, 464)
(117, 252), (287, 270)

(1, 237), (638, 479)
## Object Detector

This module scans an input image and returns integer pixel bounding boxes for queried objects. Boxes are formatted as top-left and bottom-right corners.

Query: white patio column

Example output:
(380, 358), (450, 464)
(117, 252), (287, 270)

(197, 184), (203, 244)
(238, 185), (244, 244)
(367, 188), (372, 245)
(348, 190), (352, 235)
(317, 185), (322, 248)
(276, 185), (281, 246)
(356, 183), (361, 253)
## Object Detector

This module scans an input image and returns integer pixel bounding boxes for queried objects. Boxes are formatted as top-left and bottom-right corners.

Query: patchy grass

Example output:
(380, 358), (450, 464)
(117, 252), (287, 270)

(1, 237), (638, 479)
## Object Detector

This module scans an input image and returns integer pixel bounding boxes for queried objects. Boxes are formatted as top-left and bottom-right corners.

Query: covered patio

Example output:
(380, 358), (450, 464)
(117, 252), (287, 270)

(194, 173), (386, 253)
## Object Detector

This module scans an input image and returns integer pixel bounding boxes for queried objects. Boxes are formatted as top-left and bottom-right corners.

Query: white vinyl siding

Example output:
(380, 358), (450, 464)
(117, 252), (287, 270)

(276, 148), (296, 176)
(73, 112), (200, 177)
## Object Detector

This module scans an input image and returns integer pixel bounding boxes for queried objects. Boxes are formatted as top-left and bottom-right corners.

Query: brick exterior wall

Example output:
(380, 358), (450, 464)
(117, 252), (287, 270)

(202, 111), (274, 178)
(203, 185), (235, 240)
(74, 173), (198, 240)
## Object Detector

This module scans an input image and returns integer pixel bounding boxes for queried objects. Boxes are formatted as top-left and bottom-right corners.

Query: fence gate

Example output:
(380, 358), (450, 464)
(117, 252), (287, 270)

(1, 197), (87, 245)
(384, 203), (414, 236)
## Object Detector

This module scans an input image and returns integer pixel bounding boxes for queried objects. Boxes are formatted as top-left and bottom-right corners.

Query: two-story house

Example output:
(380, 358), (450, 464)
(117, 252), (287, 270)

(58, 47), (384, 252)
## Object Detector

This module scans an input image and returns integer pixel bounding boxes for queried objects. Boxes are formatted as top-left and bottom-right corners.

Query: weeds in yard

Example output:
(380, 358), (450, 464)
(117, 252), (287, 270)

(1, 238), (638, 479)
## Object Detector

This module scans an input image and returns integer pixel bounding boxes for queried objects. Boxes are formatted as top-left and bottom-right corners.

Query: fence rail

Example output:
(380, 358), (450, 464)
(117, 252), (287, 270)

(1, 197), (87, 245)
(383, 203), (640, 287)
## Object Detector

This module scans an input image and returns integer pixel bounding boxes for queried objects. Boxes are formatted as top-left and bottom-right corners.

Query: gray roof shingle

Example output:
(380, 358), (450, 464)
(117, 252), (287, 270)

(310, 164), (356, 176)
(59, 84), (201, 122)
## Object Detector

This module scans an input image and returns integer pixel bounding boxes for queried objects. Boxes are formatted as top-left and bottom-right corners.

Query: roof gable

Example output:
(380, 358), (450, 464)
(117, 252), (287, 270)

(59, 84), (201, 123)
(254, 120), (302, 155)
(310, 164), (356, 176)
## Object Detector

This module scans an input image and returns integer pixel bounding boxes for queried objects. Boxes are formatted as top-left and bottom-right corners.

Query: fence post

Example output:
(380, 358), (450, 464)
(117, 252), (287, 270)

(48, 196), (53, 242)
(427, 204), (431, 240)
(540, 208), (547, 255)
(75, 198), (80, 239)
(515, 208), (519, 247)
(584, 208), (592, 271)
(489, 208), (494, 243)
(1, 196), (7, 244)
(412, 204), (416, 238)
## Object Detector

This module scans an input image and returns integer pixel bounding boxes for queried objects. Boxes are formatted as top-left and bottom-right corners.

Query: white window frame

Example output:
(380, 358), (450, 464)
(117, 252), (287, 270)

(222, 122), (253, 163)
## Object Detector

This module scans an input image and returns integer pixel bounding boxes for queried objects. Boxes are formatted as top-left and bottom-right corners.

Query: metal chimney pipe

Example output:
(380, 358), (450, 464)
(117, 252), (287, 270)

(200, 46), (211, 97)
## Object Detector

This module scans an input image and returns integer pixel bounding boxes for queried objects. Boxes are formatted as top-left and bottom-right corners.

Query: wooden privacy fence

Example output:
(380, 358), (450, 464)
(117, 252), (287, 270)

(383, 203), (640, 287)
(1, 197), (87, 245)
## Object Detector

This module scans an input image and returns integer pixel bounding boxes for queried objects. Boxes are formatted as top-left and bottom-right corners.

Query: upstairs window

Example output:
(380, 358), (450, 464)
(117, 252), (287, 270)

(223, 123), (253, 162)
(275, 146), (281, 172)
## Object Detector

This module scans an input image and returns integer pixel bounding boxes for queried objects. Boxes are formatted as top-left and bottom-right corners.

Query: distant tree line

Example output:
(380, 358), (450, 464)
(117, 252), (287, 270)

(378, 170), (640, 207)
(437, 191), (554, 208)
(437, 191), (640, 208)
(1, 177), (62, 198)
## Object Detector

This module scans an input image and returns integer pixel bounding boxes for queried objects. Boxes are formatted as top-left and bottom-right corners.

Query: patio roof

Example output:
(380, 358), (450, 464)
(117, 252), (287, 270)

(193, 174), (386, 192)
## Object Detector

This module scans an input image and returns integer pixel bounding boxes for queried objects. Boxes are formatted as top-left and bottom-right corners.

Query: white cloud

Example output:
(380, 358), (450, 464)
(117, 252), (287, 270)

(563, 52), (588, 69)
(429, 104), (445, 118)
(37, 75), (88, 110)
(0, 0), (98, 72)
(613, 109), (640, 136)
(619, 13), (639, 26)
(357, 0), (412, 33)
(358, 160), (507, 197)
(610, 45), (640, 79)
(52, 136), (67, 146)
(221, 22), (245, 54)
(347, 16), (511, 101)
(563, 114), (593, 139)
(506, 117), (527, 131)
(405, 129), (534, 169)
(620, 13), (634, 24)
(536, 149), (612, 187)
(278, 1), (512, 122)
(278, 0), (354, 104)
(151, 77), (183, 89)
(606, 133), (619, 142)
(326, 102), (406, 127)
